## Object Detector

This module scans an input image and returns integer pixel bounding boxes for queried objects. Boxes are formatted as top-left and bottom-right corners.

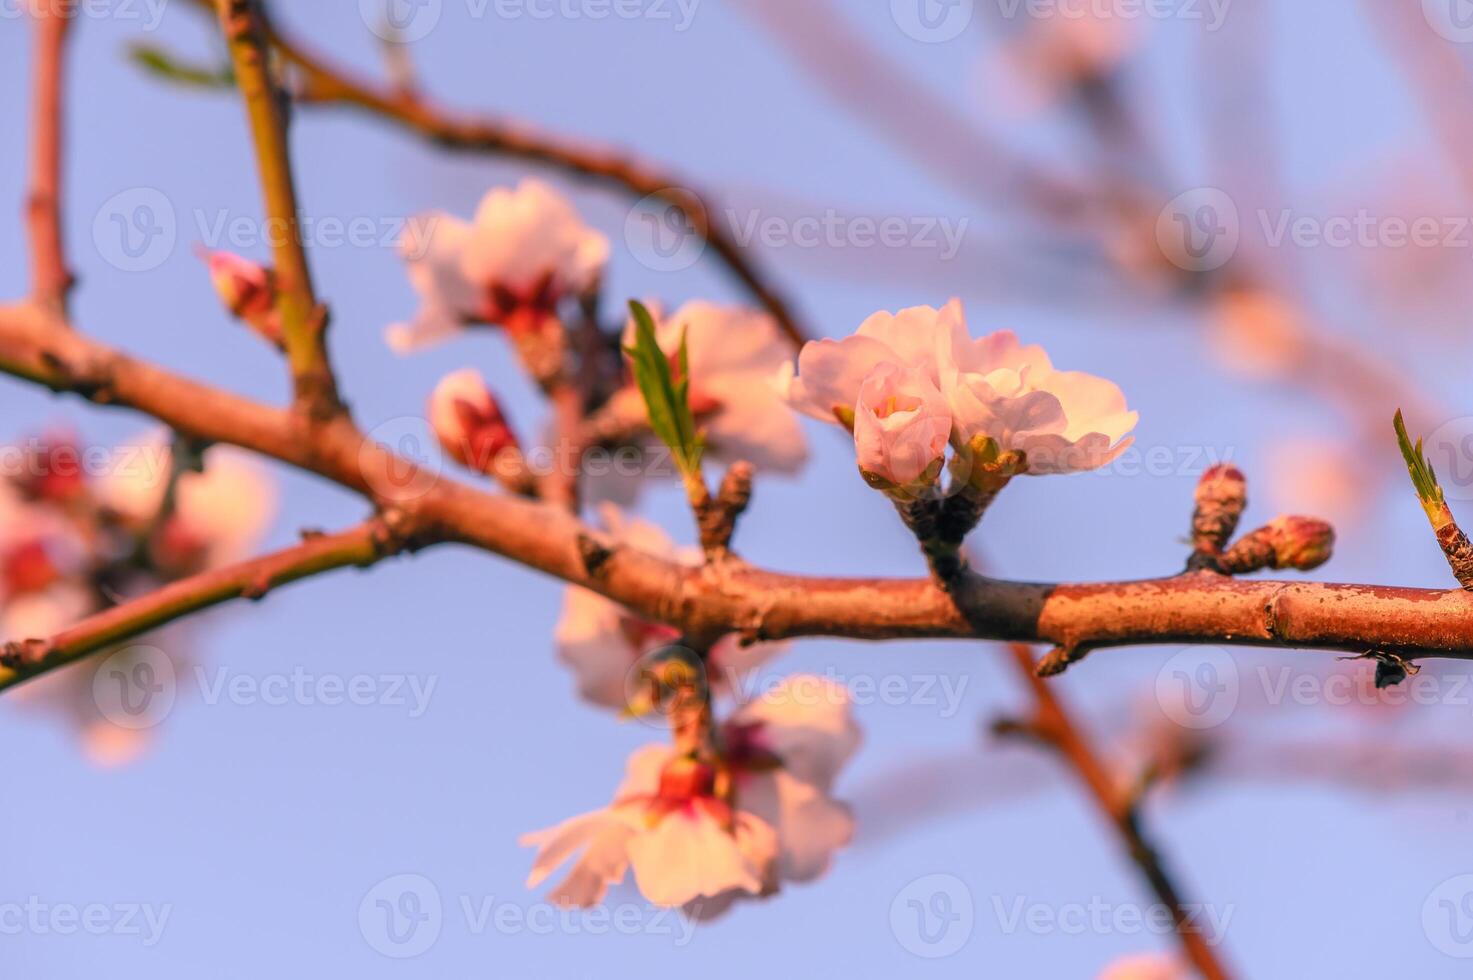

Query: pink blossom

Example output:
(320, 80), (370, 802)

(198, 249), (282, 349)
(778, 299), (966, 426)
(853, 362), (952, 488)
(387, 179), (609, 352)
(555, 505), (782, 708)
(427, 369), (520, 474)
(942, 328), (1137, 474)
(523, 677), (859, 912)
(780, 299), (1134, 478)
(712, 676), (859, 891)
(522, 750), (779, 908)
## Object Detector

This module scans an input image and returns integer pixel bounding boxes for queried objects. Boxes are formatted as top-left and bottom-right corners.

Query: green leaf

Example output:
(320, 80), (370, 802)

(625, 301), (703, 478)
(1394, 409), (1450, 525)
(128, 43), (234, 90)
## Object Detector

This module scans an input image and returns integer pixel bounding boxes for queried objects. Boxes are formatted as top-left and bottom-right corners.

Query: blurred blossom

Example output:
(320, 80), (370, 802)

(428, 368), (521, 475)
(1264, 438), (1367, 526)
(386, 179), (609, 352)
(199, 249), (282, 349)
(521, 748), (779, 909)
(1, 429), (277, 765)
(985, 10), (1139, 114)
(1332, 156), (1473, 331)
(98, 434), (276, 577)
(693, 674), (859, 916)
(1097, 952), (1190, 980)
(604, 300), (808, 475)
(554, 504), (784, 710)
(522, 675), (858, 913)
(1205, 288), (1306, 380)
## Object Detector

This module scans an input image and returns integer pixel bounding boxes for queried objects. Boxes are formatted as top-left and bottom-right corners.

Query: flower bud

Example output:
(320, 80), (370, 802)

(200, 249), (283, 349)
(1266, 515), (1335, 570)
(1192, 463), (1247, 554)
(428, 369), (521, 474)
(1220, 514), (1334, 574)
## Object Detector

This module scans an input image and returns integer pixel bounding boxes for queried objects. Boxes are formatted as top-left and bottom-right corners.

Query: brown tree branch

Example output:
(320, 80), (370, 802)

(242, 6), (810, 349)
(999, 644), (1232, 980)
(214, 0), (341, 418)
(26, 3), (74, 317)
(0, 518), (412, 692)
(1, 301), (1472, 671)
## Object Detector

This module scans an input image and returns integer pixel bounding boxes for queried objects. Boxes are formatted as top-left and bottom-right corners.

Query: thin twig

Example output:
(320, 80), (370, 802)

(0, 518), (411, 692)
(214, 0), (341, 418)
(1000, 644), (1232, 980)
(26, 4), (74, 317)
(248, 5), (810, 348)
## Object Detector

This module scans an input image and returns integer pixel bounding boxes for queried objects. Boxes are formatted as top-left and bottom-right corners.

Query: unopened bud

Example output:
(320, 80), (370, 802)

(428, 369), (521, 474)
(1191, 463), (1247, 554)
(1220, 514), (1334, 574)
(1267, 515), (1335, 570)
(200, 249), (283, 349)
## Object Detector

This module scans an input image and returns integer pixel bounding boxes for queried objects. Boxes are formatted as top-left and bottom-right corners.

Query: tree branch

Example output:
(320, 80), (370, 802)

(999, 644), (1232, 980)
(26, 3), (74, 317)
(0, 517), (413, 692)
(214, 0), (341, 418)
(2, 302), (1472, 668)
(247, 6), (810, 348)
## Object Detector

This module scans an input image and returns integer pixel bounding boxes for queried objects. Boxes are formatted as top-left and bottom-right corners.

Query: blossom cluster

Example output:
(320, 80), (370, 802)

(175, 179), (1142, 915)
(353, 179), (1142, 913)
(778, 298), (1137, 491)
(0, 431), (274, 765)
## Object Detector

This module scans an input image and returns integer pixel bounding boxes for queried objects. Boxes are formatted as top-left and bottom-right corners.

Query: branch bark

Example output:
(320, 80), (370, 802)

(248, 7), (810, 349)
(0, 518), (410, 692)
(1000, 644), (1232, 980)
(26, 3), (74, 317)
(2, 302), (1472, 669)
(214, 0), (340, 418)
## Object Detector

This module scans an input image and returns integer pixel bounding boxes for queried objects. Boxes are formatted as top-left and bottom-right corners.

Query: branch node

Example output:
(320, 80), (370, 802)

(576, 532), (614, 578)
(1036, 644), (1092, 678)
(696, 461), (754, 555)
(1189, 463), (1247, 562)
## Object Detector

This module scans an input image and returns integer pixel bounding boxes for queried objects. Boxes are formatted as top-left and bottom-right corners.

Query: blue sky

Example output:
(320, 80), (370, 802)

(2, 1), (1472, 977)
